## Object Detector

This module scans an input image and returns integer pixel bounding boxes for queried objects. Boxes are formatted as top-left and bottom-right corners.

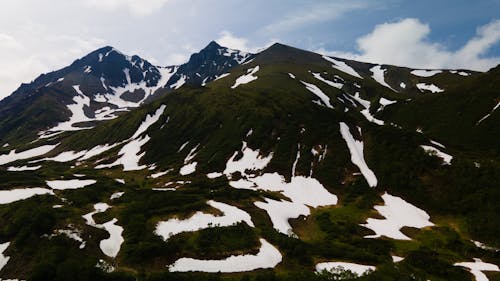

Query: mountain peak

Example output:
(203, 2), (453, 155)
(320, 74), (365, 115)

(205, 40), (222, 49)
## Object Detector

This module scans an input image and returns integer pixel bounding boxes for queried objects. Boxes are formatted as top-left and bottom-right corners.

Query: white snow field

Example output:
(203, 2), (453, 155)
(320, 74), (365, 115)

(454, 258), (500, 281)
(168, 239), (282, 273)
(420, 145), (453, 165)
(155, 200), (254, 241)
(339, 122), (378, 187)
(82, 203), (124, 258)
(370, 65), (397, 92)
(301, 81), (334, 108)
(411, 69), (442, 77)
(316, 262), (375, 276)
(416, 83), (444, 93)
(231, 66), (260, 89)
(0, 144), (58, 165)
(0, 188), (54, 204)
(46, 179), (97, 190)
(362, 192), (434, 240)
(323, 56), (363, 79)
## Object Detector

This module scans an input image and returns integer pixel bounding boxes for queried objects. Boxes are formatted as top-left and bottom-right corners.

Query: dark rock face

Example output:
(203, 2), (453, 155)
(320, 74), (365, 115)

(166, 41), (255, 88)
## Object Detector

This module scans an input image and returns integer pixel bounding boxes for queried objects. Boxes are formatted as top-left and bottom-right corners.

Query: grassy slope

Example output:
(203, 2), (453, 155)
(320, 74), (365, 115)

(0, 45), (498, 281)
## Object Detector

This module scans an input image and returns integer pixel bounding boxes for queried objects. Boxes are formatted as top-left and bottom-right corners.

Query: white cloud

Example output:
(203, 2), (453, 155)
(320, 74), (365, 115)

(0, 22), (104, 100)
(318, 18), (500, 71)
(263, 1), (370, 33)
(216, 31), (277, 53)
(83, 0), (170, 16)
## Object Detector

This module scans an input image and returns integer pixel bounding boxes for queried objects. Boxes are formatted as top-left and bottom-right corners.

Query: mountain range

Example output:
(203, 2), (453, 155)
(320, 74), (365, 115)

(0, 41), (498, 281)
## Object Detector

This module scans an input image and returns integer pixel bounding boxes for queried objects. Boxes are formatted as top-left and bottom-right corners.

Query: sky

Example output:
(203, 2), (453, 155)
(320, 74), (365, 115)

(0, 0), (499, 99)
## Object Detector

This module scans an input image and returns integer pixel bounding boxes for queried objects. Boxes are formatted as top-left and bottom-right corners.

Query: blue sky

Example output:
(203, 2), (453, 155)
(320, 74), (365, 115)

(0, 0), (499, 99)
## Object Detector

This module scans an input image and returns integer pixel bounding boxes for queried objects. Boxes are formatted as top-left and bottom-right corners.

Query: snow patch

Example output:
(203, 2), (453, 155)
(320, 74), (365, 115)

(370, 66), (397, 92)
(231, 66), (259, 89)
(323, 56), (363, 79)
(223, 141), (273, 177)
(7, 165), (41, 171)
(301, 81), (334, 108)
(82, 203), (123, 258)
(476, 101), (500, 125)
(155, 200), (254, 241)
(411, 69), (442, 77)
(169, 238), (281, 272)
(46, 179), (97, 190)
(362, 192), (434, 240)
(316, 262), (375, 276)
(0, 188), (54, 204)
(312, 73), (343, 89)
(417, 83), (444, 93)
(454, 258), (499, 281)
(0, 242), (11, 271)
(339, 123), (378, 187)
(420, 145), (453, 165)
(0, 144), (58, 165)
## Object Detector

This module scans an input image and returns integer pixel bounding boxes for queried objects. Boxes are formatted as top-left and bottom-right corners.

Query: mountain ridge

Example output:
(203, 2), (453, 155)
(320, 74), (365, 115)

(0, 40), (498, 281)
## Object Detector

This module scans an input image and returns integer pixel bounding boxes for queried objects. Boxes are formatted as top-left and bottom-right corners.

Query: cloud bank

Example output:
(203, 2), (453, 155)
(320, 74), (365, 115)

(319, 18), (500, 71)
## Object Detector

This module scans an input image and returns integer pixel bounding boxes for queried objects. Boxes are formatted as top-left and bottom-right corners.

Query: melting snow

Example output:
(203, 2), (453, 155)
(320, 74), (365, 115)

(179, 162), (197, 175)
(339, 123), (378, 187)
(80, 143), (118, 160)
(52, 227), (86, 249)
(155, 200), (254, 241)
(169, 238), (281, 272)
(207, 172), (223, 178)
(417, 83), (444, 93)
(362, 192), (434, 240)
(82, 203), (123, 258)
(316, 262), (375, 276)
(110, 192), (124, 200)
(0, 188), (54, 204)
(392, 256), (404, 262)
(171, 75), (187, 90)
(46, 179), (97, 190)
(231, 66), (259, 89)
(347, 92), (384, 125)
(223, 141), (273, 177)
(411, 69), (442, 77)
(96, 136), (150, 171)
(7, 165), (41, 171)
(323, 56), (363, 79)
(288, 73), (296, 79)
(232, 174), (338, 235)
(214, 73), (231, 81)
(420, 145), (453, 165)
(151, 170), (171, 178)
(476, 101), (500, 125)
(454, 258), (499, 281)
(301, 81), (334, 108)
(0, 144), (58, 165)
(312, 72), (343, 89)
(131, 105), (166, 139)
(370, 66), (397, 92)
(0, 242), (11, 271)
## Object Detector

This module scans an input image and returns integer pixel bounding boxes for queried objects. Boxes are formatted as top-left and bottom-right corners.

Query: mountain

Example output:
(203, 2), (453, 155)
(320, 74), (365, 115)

(0, 42), (498, 281)
(0, 42), (253, 145)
